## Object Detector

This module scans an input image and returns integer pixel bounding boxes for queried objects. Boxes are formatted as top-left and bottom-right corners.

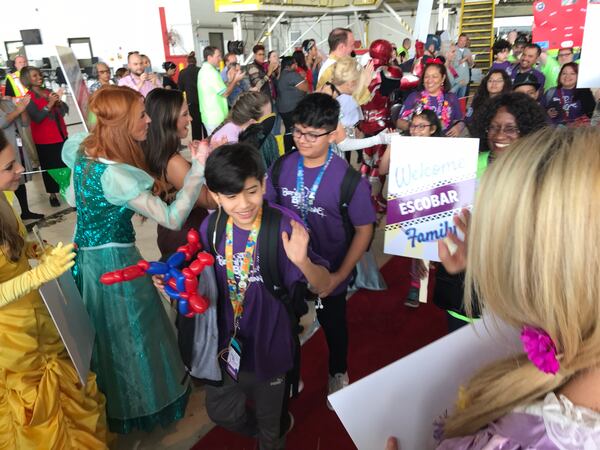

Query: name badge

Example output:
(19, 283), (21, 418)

(16, 136), (23, 148)
(225, 336), (243, 382)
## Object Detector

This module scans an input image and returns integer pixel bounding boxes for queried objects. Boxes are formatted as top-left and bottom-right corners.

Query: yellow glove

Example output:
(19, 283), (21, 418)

(0, 242), (76, 308)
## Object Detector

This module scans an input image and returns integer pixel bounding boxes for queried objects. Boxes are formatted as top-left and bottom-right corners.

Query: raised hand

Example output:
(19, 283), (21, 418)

(438, 208), (470, 274)
(35, 242), (76, 282)
(281, 220), (309, 267)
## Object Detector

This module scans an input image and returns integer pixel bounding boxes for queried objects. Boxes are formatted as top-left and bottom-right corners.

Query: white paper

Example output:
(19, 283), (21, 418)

(578, 1), (600, 89)
(329, 316), (521, 450)
(384, 136), (479, 262)
(39, 272), (95, 386)
(419, 260), (429, 304)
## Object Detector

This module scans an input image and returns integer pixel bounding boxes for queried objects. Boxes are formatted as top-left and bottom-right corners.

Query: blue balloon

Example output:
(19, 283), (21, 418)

(167, 251), (186, 268)
(146, 261), (170, 275)
(165, 285), (181, 300)
(178, 299), (189, 315)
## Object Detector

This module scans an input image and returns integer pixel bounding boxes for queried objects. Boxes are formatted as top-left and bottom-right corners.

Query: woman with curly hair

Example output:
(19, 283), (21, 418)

(434, 92), (548, 332)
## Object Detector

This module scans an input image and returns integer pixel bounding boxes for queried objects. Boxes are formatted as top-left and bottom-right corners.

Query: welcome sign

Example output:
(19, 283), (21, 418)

(384, 136), (479, 262)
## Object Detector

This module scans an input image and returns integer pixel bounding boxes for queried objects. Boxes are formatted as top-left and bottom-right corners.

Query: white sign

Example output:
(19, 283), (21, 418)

(578, 1), (600, 89)
(33, 226), (95, 386)
(55, 46), (91, 131)
(384, 136), (479, 262)
(329, 316), (522, 450)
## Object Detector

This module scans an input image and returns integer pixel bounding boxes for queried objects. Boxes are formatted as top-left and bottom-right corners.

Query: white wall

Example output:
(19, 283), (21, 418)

(0, 0), (194, 71)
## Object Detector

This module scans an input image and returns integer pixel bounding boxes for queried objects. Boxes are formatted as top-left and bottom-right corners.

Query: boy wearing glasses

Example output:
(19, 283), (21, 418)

(265, 93), (375, 408)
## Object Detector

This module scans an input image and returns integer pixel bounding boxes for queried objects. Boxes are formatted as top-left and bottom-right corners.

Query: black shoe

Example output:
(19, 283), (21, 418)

(20, 211), (45, 221)
(49, 195), (60, 207)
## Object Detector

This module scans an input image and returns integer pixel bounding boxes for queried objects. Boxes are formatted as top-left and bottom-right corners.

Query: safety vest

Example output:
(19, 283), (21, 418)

(6, 72), (28, 97)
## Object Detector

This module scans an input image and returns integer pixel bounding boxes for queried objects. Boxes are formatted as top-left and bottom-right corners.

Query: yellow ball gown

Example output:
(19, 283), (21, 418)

(0, 201), (109, 449)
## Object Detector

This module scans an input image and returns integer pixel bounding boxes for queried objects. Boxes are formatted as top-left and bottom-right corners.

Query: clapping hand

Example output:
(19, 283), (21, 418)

(190, 140), (210, 166)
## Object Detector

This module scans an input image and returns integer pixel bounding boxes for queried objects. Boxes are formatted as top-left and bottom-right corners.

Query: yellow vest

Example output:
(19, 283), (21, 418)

(6, 72), (28, 97)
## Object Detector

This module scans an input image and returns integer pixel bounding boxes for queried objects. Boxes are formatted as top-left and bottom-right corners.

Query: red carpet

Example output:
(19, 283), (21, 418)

(192, 256), (448, 450)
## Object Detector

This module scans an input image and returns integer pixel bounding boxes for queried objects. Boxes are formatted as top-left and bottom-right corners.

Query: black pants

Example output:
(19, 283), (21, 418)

(189, 102), (207, 140)
(316, 290), (348, 376)
(205, 371), (289, 450)
(36, 141), (66, 194)
(279, 111), (295, 154)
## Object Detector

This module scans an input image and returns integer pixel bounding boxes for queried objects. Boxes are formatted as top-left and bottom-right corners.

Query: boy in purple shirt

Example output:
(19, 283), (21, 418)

(265, 93), (376, 408)
(201, 143), (330, 450)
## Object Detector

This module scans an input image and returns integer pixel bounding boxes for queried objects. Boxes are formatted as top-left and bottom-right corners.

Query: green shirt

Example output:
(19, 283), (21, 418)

(198, 62), (228, 126)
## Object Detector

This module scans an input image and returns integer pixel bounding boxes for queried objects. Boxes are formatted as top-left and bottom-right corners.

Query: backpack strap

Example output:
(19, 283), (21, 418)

(258, 202), (306, 398)
(269, 150), (297, 204)
(339, 166), (363, 248)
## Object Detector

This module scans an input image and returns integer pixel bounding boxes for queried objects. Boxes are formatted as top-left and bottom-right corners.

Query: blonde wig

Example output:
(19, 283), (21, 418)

(444, 126), (600, 436)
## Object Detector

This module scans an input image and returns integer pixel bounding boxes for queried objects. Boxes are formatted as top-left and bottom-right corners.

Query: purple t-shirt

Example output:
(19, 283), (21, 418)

(265, 152), (376, 296)
(508, 65), (546, 92)
(490, 61), (512, 73)
(542, 88), (583, 125)
(199, 205), (326, 381)
(399, 90), (463, 133)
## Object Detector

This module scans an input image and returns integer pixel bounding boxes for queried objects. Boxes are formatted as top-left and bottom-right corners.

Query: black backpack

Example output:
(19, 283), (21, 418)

(206, 201), (307, 396)
(270, 150), (363, 253)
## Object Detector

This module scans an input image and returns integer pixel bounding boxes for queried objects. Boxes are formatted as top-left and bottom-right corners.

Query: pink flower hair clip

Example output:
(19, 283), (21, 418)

(520, 326), (560, 375)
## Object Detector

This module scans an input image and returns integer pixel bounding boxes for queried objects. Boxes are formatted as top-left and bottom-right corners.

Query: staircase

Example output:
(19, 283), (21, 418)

(459, 0), (495, 71)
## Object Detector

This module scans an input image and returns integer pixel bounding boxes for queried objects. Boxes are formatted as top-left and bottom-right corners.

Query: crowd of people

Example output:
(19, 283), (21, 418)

(1, 21), (600, 450)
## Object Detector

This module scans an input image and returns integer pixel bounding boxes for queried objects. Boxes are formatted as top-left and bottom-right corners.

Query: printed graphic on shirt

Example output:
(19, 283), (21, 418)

(216, 252), (264, 284)
(279, 186), (327, 218)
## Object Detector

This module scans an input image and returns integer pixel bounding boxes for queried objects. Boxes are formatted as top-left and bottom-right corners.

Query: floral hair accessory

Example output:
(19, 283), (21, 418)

(520, 326), (560, 375)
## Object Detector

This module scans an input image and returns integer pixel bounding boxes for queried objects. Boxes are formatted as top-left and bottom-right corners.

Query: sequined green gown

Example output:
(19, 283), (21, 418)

(62, 133), (204, 434)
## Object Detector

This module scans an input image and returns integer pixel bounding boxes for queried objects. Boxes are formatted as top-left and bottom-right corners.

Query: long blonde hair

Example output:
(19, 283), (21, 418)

(444, 127), (600, 436)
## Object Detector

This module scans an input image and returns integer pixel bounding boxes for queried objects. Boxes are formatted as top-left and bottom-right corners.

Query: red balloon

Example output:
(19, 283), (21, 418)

(187, 229), (200, 246)
(185, 276), (198, 294)
(189, 294), (209, 314)
(168, 278), (178, 289)
(137, 260), (150, 271)
(100, 272), (118, 285)
(184, 312), (195, 318)
(122, 266), (145, 281)
(189, 259), (206, 275)
(196, 252), (215, 266)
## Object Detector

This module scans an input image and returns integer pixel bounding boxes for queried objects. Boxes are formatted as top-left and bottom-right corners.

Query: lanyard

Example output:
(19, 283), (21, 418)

(296, 147), (333, 225)
(225, 208), (262, 328)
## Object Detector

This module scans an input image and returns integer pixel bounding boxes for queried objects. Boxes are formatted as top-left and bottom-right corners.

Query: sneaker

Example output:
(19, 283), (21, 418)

(20, 211), (45, 221)
(326, 372), (349, 410)
(404, 286), (420, 308)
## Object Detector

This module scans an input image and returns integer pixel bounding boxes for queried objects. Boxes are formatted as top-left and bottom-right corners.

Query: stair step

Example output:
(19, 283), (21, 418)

(461, 14), (494, 19)
(460, 28), (493, 33)
(462, 0), (494, 5)
(462, 7), (493, 13)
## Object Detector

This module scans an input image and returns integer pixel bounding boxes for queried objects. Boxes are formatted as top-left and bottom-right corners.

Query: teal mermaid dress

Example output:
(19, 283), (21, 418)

(62, 133), (205, 434)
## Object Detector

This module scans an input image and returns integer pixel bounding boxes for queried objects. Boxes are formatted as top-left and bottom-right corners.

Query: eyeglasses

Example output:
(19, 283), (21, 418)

(292, 127), (333, 143)
(486, 124), (520, 137)
(98, 70), (110, 74)
(409, 123), (432, 131)
(558, 52), (572, 58)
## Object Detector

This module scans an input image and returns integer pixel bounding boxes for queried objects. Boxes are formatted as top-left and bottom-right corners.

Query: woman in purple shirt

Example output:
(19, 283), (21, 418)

(543, 62), (596, 126)
(396, 61), (465, 136)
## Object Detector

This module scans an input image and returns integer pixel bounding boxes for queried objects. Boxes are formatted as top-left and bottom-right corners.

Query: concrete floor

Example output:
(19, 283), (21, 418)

(18, 124), (390, 449)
